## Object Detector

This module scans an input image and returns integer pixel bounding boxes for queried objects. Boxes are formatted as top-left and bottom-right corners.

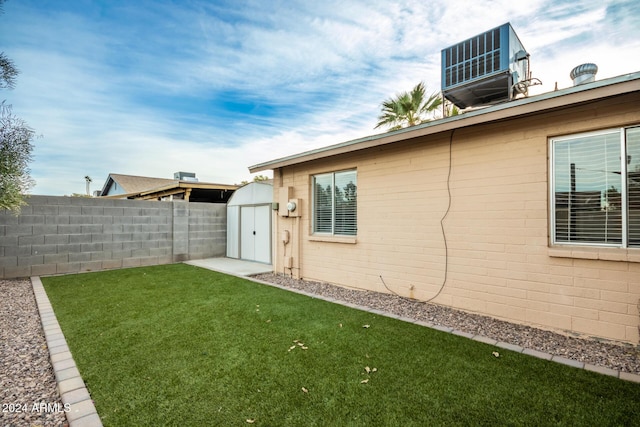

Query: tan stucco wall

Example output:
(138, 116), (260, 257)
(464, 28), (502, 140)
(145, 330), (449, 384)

(273, 92), (640, 344)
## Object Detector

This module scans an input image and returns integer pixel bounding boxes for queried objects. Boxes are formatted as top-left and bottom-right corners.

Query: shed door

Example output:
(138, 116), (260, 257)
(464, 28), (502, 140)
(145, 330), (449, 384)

(240, 205), (271, 263)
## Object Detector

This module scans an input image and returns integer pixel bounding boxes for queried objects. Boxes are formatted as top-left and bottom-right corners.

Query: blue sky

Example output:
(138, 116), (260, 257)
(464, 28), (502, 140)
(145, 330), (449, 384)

(2, 0), (639, 196)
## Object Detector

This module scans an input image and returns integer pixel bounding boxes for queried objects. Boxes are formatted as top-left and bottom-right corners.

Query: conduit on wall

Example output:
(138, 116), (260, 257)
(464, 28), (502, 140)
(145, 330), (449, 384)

(425, 128), (455, 303)
(380, 129), (454, 302)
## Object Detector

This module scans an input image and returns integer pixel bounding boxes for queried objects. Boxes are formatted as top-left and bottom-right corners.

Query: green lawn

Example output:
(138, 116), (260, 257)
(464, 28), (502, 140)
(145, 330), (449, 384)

(43, 264), (640, 426)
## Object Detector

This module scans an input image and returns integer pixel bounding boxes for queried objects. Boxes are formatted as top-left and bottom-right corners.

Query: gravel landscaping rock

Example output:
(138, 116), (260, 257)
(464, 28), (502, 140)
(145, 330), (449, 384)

(1, 279), (67, 427)
(254, 273), (640, 375)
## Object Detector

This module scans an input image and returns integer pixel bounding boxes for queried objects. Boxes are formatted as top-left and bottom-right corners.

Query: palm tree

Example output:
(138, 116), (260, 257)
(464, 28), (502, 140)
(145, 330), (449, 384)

(374, 82), (443, 131)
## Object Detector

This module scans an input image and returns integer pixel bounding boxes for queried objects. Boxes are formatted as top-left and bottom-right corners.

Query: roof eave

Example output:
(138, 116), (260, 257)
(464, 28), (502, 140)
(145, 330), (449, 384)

(99, 191), (141, 199)
(249, 72), (640, 173)
(137, 182), (239, 196)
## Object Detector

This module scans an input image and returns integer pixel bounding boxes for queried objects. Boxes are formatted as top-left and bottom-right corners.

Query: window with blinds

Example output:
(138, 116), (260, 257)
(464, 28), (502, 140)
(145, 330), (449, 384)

(312, 170), (357, 236)
(551, 126), (639, 247)
(627, 127), (640, 247)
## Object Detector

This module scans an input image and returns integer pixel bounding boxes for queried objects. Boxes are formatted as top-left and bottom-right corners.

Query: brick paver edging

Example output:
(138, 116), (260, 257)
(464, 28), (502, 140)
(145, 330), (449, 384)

(245, 276), (640, 384)
(31, 276), (103, 427)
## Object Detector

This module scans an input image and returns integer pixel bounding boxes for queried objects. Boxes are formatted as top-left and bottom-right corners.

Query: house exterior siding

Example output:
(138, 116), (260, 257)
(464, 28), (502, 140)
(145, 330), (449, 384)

(271, 91), (640, 345)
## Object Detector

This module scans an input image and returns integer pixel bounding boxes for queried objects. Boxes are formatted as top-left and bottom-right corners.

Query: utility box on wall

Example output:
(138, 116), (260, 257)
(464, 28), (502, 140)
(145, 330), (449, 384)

(441, 22), (529, 109)
(283, 256), (293, 269)
(279, 187), (293, 217)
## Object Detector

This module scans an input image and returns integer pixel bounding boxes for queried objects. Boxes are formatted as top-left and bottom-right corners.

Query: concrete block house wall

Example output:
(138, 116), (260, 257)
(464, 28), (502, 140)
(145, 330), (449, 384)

(252, 74), (640, 345)
(0, 196), (226, 279)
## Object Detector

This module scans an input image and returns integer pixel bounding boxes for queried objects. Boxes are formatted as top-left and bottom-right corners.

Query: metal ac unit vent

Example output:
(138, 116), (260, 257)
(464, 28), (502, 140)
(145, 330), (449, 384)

(441, 23), (532, 109)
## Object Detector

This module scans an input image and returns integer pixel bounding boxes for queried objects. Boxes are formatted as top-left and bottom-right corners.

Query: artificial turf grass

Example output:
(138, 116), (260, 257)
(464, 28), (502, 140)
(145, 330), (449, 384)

(42, 264), (640, 426)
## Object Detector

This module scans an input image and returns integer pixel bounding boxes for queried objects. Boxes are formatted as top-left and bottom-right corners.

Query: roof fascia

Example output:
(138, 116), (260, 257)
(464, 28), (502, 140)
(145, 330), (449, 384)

(100, 175), (116, 195)
(99, 191), (142, 199)
(137, 181), (239, 197)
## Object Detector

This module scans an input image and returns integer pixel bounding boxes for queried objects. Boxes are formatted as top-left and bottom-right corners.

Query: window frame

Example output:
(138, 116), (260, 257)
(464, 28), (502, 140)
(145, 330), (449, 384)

(311, 169), (357, 237)
(549, 126), (638, 248)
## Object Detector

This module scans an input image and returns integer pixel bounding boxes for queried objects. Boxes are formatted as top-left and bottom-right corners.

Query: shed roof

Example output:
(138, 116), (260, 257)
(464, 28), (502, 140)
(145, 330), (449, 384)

(249, 72), (640, 173)
(227, 181), (273, 207)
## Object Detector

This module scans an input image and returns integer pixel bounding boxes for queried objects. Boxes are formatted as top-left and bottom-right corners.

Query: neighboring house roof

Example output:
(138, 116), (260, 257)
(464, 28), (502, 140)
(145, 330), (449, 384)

(249, 71), (640, 172)
(101, 174), (177, 196)
(99, 173), (239, 203)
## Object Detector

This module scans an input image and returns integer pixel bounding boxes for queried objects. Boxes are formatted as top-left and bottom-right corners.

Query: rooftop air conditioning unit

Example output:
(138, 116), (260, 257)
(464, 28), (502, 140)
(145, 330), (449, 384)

(441, 23), (535, 109)
(174, 171), (197, 181)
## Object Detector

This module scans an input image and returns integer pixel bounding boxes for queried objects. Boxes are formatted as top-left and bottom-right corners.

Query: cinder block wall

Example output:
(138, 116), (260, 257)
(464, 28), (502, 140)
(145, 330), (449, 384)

(0, 196), (226, 278)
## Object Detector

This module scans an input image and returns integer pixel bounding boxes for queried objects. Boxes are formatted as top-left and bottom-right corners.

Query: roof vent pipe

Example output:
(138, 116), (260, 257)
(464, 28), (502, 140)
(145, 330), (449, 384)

(570, 63), (598, 86)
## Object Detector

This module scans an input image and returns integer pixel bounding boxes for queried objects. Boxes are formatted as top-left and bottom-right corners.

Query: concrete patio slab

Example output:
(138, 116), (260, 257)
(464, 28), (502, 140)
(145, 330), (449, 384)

(185, 257), (273, 276)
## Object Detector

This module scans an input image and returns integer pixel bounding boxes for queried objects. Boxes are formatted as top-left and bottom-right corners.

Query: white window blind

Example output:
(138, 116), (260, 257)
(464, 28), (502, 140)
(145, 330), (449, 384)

(551, 126), (639, 247)
(627, 127), (640, 247)
(334, 170), (357, 235)
(312, 170), (357, 236)
(313, 174), (333, 234)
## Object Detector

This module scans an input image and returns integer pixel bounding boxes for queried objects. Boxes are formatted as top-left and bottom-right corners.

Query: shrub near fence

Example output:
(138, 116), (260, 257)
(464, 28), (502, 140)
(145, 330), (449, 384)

(0, 196), (227, 279)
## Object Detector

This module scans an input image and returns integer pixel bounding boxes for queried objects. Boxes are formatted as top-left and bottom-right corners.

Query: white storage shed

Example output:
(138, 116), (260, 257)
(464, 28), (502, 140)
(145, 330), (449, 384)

(226, 182), (273, 264)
